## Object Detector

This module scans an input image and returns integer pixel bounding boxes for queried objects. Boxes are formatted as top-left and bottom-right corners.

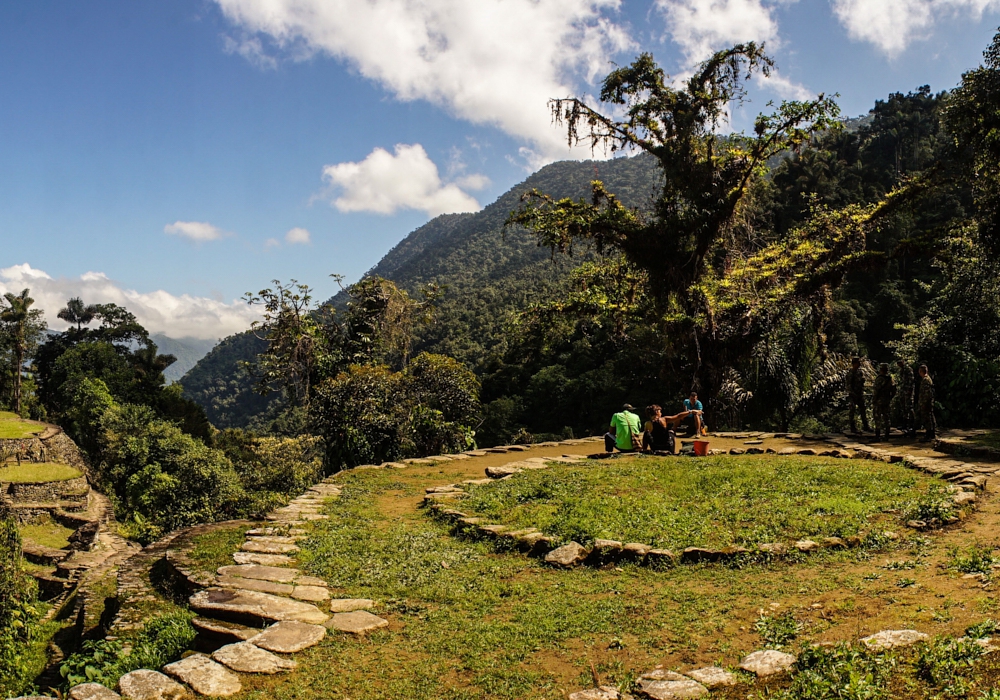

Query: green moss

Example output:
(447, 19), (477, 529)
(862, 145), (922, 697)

(458, 455), (936, 549)
(0, 463), (82, 483)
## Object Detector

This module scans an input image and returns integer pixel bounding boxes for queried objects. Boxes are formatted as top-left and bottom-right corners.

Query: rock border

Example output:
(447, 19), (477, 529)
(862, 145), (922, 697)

(422, 439), (988, 569)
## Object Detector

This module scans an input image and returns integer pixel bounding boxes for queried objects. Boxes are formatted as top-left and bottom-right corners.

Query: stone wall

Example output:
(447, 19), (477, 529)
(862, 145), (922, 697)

(4, 476), (89, 504)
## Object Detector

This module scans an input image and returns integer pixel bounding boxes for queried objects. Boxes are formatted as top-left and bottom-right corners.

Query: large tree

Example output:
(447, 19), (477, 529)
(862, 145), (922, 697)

(0, 289), (46, 415)
(508, 46), (894, 415)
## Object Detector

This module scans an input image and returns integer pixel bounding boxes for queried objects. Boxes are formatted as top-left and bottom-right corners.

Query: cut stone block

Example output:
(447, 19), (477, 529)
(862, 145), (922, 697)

(486, 465), (522, 478)
(568, 687), (620, 700)
(758, 543), (788, 556)
(233, 552), (295, 567)
(291, 585), (330, 602)
(684, 667), (737, 689)
(241, 540), (299, 555)
(212, 642), (297, 674)
(216, 575), (295, 596)
(117, 669), (191, 700)
(69, 684), (121, 700)
(328, 598), (375, 613)
(190, 587), (329, 626)
(163, 654), (242, 697)
(250, 620), (327, 653)
(217, 564), (301, 583)
(954, 491), (978, 507)
(795, 540), (821, 552)
(295, 575), (328, 587)
(325, 610), (390, 634)
(640, 670), (686, 681)
(739, 650), (796, 677)
(635, 677), (708, 699)
(191, 617), (260, 644)
(544, 542), (590, 568)
(246, 535), (298, 544)
(860, 629), (929, 650)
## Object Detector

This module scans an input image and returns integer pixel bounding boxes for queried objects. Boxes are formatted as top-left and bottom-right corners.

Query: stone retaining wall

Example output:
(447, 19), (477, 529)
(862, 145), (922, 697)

(4, 475), (89, 503)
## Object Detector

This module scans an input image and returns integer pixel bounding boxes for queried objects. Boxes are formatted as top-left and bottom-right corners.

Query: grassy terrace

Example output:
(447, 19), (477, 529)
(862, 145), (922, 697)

(226, 456), (1000, 700)
(20, 520), (74, 549)
(0, 411), (46, 439)
(459, 455), (943, 549)
(0, 462), (82, 482)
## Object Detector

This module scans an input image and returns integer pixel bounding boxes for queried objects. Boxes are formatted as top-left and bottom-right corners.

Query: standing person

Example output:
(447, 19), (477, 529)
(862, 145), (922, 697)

(682, 391), (705, 436)
(642, 404), (699, 453)
(917, 364), (936, 441)
(846, 357), (871, 434)
(605, 403), (642, 453)
(872, 363), (896, 441)
(896, 359), (916, 437)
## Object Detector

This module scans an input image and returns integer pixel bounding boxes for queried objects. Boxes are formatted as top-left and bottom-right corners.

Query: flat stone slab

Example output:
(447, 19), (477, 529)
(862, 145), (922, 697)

(325, 610), (389, 634)
(684, 667), (737, 689)
(233, 552), (295, 566)
(118, 669), (191, 700)
(861, 629), (929, 650)
(190, 587), (329, 625)
(328, 598), (375, 612)
(191, 617), (259, 643)
(739, 650), (796, 677)
(217, 564), (301, 583)
(544, 542), (589, 568)
(292, 585), (330, 602)
(241, 540), (300, 554)
(69, 684), (121, 700)
(212, 642), (297, 674)
(636, 678), (708, 699)
(163, 654), (242, 697)
(250, 620), (327, 653)
(569, 687), (620, 700)
(486, 465), (522, 478)
(216, 575), (295, 596)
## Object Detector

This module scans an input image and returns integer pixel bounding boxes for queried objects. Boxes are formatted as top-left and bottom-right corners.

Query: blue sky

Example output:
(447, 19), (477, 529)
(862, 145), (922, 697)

(1, 0), (998, 339)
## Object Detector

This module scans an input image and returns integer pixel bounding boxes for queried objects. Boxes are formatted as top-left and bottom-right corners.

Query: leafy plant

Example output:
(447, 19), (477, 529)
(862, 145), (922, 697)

(966, 619), (1000, 640)
(914, 636), (985, 696)
(754, 610), (802, 649)
(949, 544), (997, 575)
(776, 642), (895, 700)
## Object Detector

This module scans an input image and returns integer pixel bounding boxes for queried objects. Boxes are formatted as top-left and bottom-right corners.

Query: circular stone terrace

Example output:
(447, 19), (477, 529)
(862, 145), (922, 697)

(24, 429), (1000, 700)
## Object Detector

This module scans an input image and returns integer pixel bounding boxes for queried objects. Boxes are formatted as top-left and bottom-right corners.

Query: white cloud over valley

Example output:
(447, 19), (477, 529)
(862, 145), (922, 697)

(831, 0), (1000, 56)
(285, 227), (311, 244)
(213, 0), (633, 161)
(320, 144), (483, 217)
(164, 220), (229, 242)
(0, 264), (258, 341)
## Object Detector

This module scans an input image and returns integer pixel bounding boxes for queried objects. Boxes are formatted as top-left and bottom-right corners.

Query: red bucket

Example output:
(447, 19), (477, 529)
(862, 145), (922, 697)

(693, 440), (710, 457)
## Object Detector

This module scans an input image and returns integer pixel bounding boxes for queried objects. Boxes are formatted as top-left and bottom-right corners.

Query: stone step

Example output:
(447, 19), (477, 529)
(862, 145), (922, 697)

(191, 617), (261, 646)
(190, 587), (329, 626)
(212, 642), (297, 674)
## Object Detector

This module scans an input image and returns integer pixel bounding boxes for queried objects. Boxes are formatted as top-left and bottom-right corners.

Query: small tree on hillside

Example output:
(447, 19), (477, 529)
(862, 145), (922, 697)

(0, 289), (46, 415)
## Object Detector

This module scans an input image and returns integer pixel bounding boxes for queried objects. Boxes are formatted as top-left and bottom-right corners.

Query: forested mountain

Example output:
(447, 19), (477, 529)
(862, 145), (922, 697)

(151, 334), (218, 383)
(180, 154), (662, 427)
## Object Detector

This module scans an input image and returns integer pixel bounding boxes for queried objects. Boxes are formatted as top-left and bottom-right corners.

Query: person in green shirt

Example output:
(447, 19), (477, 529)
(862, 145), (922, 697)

(605, 403), (641, 452)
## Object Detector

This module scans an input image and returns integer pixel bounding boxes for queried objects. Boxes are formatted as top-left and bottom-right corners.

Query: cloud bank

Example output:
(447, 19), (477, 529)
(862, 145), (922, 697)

(831, 0), (1000, 56)
(0, 264), (259, 341)
(321, 144), (483, 216)
(164, 220), (229, 242)
(214, 0), (632, 161)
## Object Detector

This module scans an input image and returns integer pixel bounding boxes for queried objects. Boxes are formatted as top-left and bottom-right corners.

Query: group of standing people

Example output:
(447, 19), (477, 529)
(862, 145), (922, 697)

(847, 357), (936, 441)
(604, 392), (705, 454)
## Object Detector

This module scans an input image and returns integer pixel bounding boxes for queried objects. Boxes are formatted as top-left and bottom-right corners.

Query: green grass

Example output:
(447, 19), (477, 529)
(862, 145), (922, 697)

(0, 462), (82, 483)
(186, 524), (252, 577)
(968, 431), (1000, 451)
(0, 412), (45, 439)
(457, 455), (938, 549)
(20, 521), (74, 549)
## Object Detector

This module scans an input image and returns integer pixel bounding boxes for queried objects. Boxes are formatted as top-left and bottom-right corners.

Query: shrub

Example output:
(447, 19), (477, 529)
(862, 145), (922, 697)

(0, 510), (41, 698)
(59, 610), (195, 690)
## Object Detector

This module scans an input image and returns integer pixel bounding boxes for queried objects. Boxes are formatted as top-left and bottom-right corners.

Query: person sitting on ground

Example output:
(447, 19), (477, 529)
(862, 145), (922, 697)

(681, 391), (705, 437)
(642, 404), (698, 454)
(605, 403), (642, 453)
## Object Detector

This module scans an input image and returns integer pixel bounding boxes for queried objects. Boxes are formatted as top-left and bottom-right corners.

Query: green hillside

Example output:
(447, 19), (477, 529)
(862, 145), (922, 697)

(181, 154), (661, 427)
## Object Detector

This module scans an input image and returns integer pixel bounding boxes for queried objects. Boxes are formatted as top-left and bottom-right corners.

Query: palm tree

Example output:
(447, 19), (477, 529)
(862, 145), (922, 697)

(1, 289), (41, 415)
(57, 297), (98, 330)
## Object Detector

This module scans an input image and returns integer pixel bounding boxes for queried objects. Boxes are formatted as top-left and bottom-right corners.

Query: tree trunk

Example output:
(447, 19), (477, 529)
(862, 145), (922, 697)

(13, 342), (22, 415)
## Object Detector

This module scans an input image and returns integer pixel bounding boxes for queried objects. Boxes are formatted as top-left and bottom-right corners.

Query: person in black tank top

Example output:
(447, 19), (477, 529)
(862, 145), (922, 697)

(642, 404), (700, 454)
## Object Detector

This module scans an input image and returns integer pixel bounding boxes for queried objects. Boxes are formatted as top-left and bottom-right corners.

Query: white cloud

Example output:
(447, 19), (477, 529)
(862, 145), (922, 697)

(658, 0), (780, 63)
(831, 0), (1000, 56)
(656, 0), (813, 101)
(321, 144), (482, 217)
(0, 263), (258, 341)
(164, 220), (229, 242)
(213, 0), (633, 160)
(285, 227), (311, 245)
